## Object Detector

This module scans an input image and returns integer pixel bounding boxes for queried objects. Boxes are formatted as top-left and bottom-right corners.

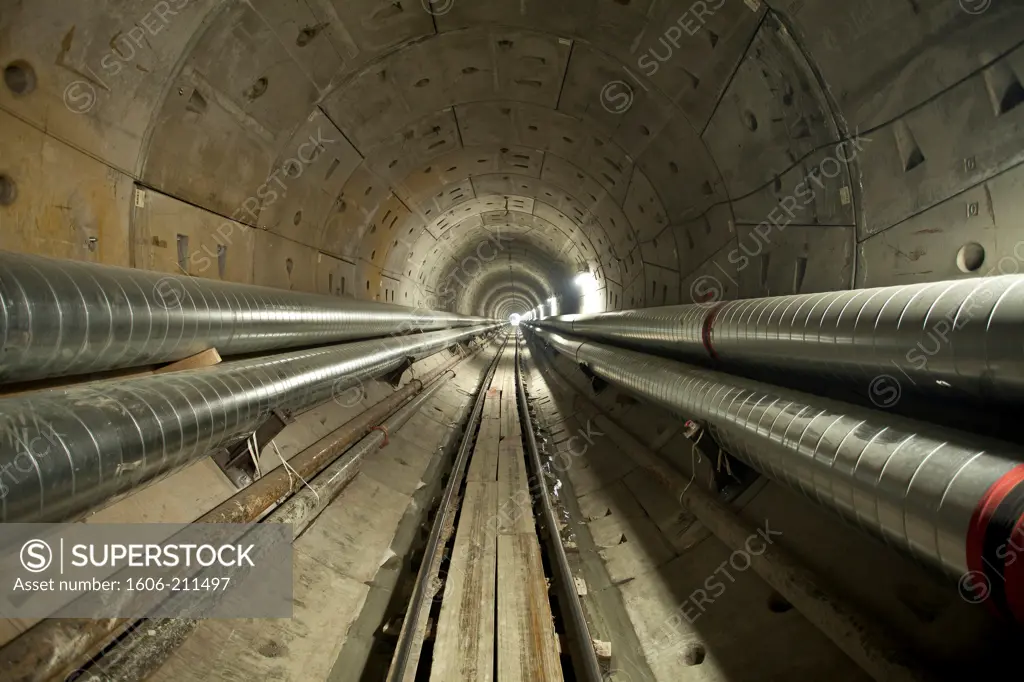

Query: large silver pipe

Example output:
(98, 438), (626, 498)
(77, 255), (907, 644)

(534, 276), (1024, 403)
(89, 364), (462, 682)
(529, 327), (1024, 624)
(0, 252), (491, 384)
(0, 324), (496, 523)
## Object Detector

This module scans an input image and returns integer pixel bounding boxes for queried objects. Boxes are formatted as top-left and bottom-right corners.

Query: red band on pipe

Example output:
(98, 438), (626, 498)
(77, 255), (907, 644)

(966, 464), (1024, 617)
(370, 425), (389, 448)
(700, 304), (724, 360)
(1004, 513), (1024, 623)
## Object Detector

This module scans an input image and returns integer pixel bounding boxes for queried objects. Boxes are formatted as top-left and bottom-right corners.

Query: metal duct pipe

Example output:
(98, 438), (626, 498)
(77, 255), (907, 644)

(530, 343), (933, 682)
(87, 366), (462, 682)
(533, 276), (1024, 403)
(0, 324), (496, 523)
(0, 349), (482, 682)
(529, 328), (1024, 624)
(0, 252), (491, 384)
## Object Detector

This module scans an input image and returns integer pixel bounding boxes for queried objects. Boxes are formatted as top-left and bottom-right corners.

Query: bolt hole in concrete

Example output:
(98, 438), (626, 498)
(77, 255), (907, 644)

(1001, 81), (1024, 113)
(767, 592), (793, 613)
(258, 639), (286, 658)
(245, 76), (268, 100)
(293, 210), (302, 225)
(684, 643), (707, 666)
(3, 60), (35, 95)
(295, 25), (321, 47)
(744, 110), (759, 131)
(956, 242), (985, 272)
(0, 174), (17, 205)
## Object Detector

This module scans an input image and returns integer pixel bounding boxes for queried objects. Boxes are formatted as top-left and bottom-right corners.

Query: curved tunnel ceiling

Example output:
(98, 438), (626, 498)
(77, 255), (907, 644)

(2, 2), (1023, 321)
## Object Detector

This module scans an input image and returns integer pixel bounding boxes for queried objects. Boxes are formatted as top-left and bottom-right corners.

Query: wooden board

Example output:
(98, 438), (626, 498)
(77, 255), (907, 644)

(433, 342), (563, 681)
(500, 389), (520, 442)
(496, 348), (520, 441)
(497, 534), (565, 682)
(0, 348), (221, 398)
(430, 481), (498, 682)
(484, 387), (502, 419)
(154, 347), (222, 373)
(496, 441), (533, 535)
(491, 366), (506, 390)
(467, 419), (501, 482)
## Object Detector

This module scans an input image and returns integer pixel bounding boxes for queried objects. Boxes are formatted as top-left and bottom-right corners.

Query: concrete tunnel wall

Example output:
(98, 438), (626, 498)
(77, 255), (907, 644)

(2, 1), (1024, 675)
(2, 1), (1023, 321)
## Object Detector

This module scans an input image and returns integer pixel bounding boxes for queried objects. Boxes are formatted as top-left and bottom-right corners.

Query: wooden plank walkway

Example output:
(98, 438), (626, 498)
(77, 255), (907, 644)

(431, 341), (563, 682)
(430, 480), (498, 682)
(497, 534), (564, 681)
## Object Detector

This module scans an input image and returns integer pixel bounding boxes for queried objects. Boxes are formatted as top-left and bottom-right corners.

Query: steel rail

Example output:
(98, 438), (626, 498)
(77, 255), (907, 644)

(515, 335), (604, 682)
(385, 335), (507, 682)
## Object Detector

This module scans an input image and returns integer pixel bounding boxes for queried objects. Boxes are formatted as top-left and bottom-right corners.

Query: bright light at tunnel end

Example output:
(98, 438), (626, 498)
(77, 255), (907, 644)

(575, 271), (598, 291)
(508, 313), (521, 326)
(575, 271), (601, 314)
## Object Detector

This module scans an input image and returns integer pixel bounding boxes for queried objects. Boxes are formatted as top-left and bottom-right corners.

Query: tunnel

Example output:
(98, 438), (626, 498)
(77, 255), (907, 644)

(1, 0), (1024, 680)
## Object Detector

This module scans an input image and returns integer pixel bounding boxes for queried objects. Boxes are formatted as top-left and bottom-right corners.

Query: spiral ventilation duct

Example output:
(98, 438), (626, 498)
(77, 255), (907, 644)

(529, 327), (1024, 624)
(533, 276), (1024, 404)
(0, 252), (491, 384)
(0, 323), (495, 523)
